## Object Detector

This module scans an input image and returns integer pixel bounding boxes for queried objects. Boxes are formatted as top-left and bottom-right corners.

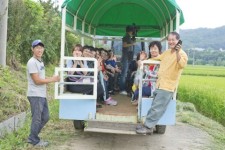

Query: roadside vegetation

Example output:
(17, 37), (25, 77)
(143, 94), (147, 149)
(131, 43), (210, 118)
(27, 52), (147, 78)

(0, 66), (28, 122)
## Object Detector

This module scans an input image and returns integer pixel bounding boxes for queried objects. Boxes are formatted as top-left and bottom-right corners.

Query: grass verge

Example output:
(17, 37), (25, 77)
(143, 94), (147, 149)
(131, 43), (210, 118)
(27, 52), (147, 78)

(0, 66), (28, 122)
(177, 101), (225, 150)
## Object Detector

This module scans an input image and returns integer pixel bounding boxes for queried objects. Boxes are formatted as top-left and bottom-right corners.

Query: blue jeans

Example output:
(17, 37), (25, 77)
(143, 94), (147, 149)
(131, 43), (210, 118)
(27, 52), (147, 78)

(120, 50), (132, 91)
(27, 97), (49, 145)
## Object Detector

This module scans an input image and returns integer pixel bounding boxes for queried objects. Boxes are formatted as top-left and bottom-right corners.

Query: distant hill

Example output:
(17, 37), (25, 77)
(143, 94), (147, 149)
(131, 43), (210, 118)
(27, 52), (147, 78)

(180, 25), (225, 50)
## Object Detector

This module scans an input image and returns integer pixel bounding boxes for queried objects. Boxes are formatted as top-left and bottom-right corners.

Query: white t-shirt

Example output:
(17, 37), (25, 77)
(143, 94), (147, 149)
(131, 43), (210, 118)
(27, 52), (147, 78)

(27, 57), (46, 97)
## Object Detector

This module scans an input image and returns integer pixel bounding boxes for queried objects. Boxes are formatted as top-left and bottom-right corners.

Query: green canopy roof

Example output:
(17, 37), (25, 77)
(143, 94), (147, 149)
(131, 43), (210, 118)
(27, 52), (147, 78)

(62, 0), (184, 38)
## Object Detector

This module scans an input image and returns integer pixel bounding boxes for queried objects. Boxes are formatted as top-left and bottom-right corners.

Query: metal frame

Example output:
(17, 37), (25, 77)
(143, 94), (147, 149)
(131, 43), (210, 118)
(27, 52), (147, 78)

(137, 60), (176, 125)
(55, 56), (98, 100)
(138, 60), (161, 120)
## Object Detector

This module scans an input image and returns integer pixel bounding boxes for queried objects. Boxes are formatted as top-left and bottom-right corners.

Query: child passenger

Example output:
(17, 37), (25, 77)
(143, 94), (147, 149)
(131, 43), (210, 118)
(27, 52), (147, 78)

(131, 51), (148, 103)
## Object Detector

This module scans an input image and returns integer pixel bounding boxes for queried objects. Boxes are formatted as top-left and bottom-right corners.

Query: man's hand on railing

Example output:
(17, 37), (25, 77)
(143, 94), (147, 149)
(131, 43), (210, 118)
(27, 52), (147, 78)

(51, 75), (60, 82)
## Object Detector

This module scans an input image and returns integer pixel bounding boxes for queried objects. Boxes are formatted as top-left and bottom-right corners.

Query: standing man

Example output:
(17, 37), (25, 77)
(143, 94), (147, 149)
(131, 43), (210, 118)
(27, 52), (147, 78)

(119, 26), (136, 95)
(136, 32), (188, 134)
(27, 40), (60, 147)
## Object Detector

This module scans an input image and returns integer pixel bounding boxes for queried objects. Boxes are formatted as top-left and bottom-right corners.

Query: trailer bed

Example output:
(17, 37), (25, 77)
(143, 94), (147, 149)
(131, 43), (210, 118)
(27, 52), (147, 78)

(96, 94), (138, 123)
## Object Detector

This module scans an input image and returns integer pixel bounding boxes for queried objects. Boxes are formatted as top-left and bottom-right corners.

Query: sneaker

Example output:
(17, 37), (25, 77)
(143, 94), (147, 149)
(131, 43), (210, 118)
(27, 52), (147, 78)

(131, 100), (138, 106)
(35, 140), (49, 147)
(135, 124), (143, 130)
(136, 125), (153, 135)
(96, 103), (102, 108)
(104, 97), (117, 106)
(108, 90), (115, 95)
(27, 139), (33, 144)
(114, 88), (120, 92)
(120, 91), (127, 95)
(127, 92), (132, 97)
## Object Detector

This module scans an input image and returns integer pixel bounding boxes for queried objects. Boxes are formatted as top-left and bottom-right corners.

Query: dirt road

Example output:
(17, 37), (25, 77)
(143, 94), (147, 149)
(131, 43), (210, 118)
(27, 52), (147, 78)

(52, 122), (212, 150)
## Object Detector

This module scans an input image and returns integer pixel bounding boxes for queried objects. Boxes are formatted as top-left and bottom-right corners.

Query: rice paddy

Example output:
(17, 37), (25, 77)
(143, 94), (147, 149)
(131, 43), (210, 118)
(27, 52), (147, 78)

(178, 65), (225, 126)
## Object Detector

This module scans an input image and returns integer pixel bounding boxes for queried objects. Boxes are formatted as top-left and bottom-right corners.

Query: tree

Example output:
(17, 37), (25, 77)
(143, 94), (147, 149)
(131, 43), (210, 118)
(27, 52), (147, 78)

(7, 0), (62, 67)
(6, 0), (80, 68)
(7, 0), (44, 69)
(0, 0), (8, 68)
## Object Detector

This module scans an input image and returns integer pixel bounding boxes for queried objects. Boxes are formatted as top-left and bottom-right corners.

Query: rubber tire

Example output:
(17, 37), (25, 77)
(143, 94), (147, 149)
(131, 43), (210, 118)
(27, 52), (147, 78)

(155, 125), (166, 134)
(73, 120), (84, 130)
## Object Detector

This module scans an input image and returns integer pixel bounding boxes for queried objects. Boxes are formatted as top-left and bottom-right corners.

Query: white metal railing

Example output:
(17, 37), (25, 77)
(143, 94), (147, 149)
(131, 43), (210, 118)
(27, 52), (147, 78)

(138, 60), (160, 120)
(137, 59), (179, 120)
(55, 56), (98, 100)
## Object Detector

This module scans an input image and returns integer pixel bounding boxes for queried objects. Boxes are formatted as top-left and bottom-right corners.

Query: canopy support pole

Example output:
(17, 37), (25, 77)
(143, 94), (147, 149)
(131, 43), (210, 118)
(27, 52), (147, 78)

(81, 21), (85, 46)
(93, 28), (97, 47)
(166, 24), (168, 37)
(89, 25), (91, 34)
(170, 19), (173, 32)
(173, 9), (181, 100)
(93, 39), (96, 48)
(175, 10), (180, 33)
(60, 6), (67, 95)
(165, 24), (169, 49)
(73, 16), (77, 31)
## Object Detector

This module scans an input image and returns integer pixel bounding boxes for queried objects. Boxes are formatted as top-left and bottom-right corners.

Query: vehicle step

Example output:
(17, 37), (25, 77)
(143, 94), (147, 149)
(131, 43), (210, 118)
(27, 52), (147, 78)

(84, 120), (138, 135)
(96, 113), (137, 123)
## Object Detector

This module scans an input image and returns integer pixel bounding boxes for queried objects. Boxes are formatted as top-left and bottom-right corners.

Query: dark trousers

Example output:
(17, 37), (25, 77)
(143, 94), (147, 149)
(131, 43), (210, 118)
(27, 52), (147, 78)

(108, 73), (115, 92)
(133, 86), (151, 101)
(120, 50), (129, 91)
(67, 82), (104, 98)
(113, 72), (119, 90)
(27, 97), (49, 145)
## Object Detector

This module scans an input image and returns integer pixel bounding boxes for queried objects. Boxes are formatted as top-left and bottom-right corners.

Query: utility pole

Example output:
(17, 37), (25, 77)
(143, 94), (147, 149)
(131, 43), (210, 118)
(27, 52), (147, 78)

(0, 0), (8, 68)
(192, 48), (195, 66)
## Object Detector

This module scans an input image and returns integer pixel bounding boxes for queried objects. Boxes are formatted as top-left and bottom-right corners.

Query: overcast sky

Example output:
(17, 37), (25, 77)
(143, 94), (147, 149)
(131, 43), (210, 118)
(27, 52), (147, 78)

(176, 0), (225, 29)
(57, 0), (225, 29)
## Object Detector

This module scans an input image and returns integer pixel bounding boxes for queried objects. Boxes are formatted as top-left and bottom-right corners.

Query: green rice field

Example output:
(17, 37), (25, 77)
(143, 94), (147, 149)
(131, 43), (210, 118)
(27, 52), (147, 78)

(179, 65), (225, 126)
(182, 65), (225, 77)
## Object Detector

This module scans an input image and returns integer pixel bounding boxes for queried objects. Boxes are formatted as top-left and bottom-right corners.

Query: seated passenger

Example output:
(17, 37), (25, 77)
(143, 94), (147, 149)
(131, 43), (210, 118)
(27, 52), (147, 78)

(109, 50), (120, 92)
(131, 51), (148, 103)
(98, 48), (117, 106)
(105, 50), (121, 95)
(131, 41), (162, 105)
(126, 52), (140, 97)
(66, 44), (104, 99)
